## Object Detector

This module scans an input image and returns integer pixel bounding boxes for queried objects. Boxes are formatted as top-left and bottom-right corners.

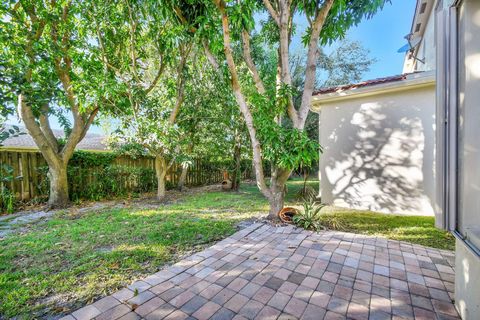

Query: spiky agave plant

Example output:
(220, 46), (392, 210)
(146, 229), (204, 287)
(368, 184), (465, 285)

(292, 189), (325, 231)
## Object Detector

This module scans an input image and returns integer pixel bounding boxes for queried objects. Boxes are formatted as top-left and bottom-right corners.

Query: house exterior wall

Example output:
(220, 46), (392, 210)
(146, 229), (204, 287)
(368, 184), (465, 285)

(455, 239), (480, 320)
(415, 6), (436, 72)
(317, 83), (436, 216)
(403, 0), (437, 73)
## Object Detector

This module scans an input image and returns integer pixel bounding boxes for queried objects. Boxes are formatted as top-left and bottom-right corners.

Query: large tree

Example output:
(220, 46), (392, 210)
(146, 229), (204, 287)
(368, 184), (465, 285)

(178, 55), (251, 191)
(175, 53), (243, 190)
(0, 1), (119, 207)
(206, 0), (388, 218)
(87, 0), (194, 200)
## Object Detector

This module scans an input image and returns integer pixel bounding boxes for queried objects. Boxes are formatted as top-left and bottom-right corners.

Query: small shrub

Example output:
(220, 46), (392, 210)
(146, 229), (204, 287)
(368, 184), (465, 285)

(319, 214), (346, 231)
(296, 186), (317, 201)
(165, 180), (175, 190)
(0, 187), (15, 214)
(293, 191), (325, 231)
(0, 164), (16, 214)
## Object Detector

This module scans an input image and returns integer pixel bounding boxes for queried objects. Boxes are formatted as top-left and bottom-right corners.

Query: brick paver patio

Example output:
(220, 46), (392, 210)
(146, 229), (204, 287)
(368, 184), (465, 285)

(62, 223), (460, 320)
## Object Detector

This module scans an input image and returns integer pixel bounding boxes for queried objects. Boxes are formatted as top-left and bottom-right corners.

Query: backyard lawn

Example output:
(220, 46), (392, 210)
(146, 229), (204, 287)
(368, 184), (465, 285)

(0, 180), (454, 319)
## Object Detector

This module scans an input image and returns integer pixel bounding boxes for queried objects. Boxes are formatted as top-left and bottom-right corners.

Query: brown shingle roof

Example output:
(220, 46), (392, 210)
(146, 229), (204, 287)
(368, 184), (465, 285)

(1, 125), (108, 151)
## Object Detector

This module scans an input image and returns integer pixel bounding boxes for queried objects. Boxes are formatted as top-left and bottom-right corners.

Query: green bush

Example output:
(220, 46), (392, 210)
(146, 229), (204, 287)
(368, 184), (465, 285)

(0, 187), (15, 214)
(67, 165), (157, 201)
(68, 150), (117, 167)
(37, 164), (158, 203)
(0, 164), (16, 214)
(22, 151), (252, 208)
(32, 151), (157, 203)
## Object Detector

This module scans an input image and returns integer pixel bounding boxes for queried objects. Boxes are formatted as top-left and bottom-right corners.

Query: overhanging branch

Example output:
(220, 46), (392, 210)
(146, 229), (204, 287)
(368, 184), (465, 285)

(298, 0), (334, 127)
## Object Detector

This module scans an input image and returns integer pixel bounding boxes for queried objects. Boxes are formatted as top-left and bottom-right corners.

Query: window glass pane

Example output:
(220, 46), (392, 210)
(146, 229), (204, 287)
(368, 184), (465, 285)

(456, 0), (480, 248)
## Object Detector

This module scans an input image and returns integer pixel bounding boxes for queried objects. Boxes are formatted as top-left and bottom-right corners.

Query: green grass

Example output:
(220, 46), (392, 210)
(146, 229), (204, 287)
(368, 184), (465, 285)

(318, 208), (455, 251)
(0, 183), (270, 319)
(0, 179), (454, 319)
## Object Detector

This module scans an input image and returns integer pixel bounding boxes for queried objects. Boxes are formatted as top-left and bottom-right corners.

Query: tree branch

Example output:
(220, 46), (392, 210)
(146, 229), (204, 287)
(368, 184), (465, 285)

(50, 2), (78, 113)
(213, 0), (272, 199)
(38, 104), (59, 152)
(95, 26), (121, 74)
(202, 39), (222, 79)
(61, 107), (98, 160)
(277, 0), (298, 126)
(168, 44), (190, 125)
(19, 95), (60, 166)
(167, 156), (176, 171)
(173, 6), (197, 33)
(126, 0), (141, 83)
(262, 0), (280, 25)
(60, 117), (84, 161)
(241, 30), (266, 95)
(298, 0), (334, 127)
(19, 2), (45, 81)
(78, 107), (99, 142)
(145, 57), (165, 95)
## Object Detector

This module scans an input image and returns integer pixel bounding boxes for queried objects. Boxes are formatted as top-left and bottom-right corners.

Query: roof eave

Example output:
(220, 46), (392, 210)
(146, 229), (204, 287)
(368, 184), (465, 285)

(310, 70), (436, 112)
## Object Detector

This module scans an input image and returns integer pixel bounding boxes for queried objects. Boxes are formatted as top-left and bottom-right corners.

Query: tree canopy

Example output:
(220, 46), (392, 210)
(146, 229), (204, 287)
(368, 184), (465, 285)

(200, 0), (389, 217)
(0, 0), (386, 214)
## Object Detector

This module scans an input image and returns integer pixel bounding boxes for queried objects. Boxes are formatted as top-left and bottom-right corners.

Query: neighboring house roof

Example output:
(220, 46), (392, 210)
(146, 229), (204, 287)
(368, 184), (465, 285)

(1, 125), (108, 151)
(313, 73), (412, 95)
(310, 70), (436, 109)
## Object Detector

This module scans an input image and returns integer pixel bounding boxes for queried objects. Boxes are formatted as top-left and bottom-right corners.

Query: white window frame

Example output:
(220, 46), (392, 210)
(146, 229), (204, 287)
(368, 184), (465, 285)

(438, 0), (480, 256)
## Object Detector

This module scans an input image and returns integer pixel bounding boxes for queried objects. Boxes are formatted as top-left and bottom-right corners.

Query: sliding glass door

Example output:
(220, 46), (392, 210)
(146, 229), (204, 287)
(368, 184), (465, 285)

(454, 0), (480, 252)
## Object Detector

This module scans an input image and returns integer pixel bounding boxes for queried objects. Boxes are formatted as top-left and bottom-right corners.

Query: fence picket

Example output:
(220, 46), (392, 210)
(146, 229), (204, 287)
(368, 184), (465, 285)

(20, 152), (30, 200)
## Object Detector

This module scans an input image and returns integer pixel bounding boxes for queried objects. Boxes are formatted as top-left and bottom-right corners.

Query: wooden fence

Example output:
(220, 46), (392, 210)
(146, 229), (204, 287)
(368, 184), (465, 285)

(0, 150), (252, 202)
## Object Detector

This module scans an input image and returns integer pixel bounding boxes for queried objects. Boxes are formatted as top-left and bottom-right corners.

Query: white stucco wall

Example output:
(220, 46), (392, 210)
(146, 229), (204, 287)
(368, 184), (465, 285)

(313, 77), (436, 215)
(455, 239), (480, 320)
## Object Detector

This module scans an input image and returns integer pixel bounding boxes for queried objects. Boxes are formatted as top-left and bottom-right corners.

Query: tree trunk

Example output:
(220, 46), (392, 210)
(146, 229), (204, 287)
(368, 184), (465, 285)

(214, 0), (335, 218)
(177, 164), (188, 191)
(47, 163), (69, 208)
(214, 0), (271, 200)
(302, 168), (309, 195)
(231, 142), (241, 191)
(155, 155), (167, 200)
(297, 0), (335, 126)
(267, 167), (292, 220)
(19, 92), (98, 208)
(178, 142), (193, 191)
(267, 185), (285, 220)
(157, 173), (166, 200)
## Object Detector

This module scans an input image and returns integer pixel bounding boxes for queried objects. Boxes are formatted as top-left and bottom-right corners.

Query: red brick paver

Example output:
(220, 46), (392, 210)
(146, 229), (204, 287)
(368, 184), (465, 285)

(62, 223), (460, 320)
